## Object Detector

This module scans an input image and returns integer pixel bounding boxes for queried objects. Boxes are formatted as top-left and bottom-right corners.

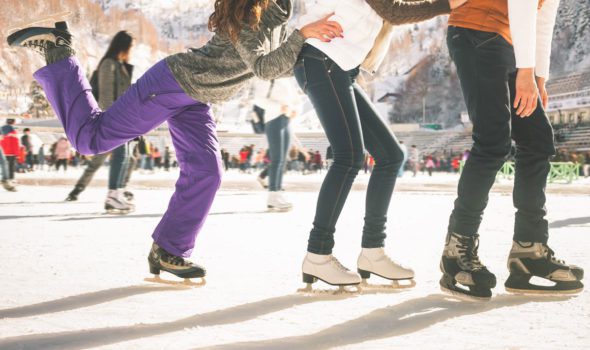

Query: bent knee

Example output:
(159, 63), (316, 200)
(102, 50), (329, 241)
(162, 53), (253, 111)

(333, 154), (364, 171)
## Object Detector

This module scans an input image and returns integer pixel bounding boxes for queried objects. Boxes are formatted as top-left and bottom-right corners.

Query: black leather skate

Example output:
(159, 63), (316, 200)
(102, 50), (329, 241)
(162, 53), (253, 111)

(7, 21), (72, 56)
(505, 241), (584, 295)
(440, 232), (496, 301)
(145, 243), (206, 287)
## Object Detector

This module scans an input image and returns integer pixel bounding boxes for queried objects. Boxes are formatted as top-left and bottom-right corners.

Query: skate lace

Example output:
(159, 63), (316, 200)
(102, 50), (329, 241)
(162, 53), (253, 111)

(165, 254), (192, 267)
(23, 39), (49, 56)
(544, 246), (566, 265)
(457, 236), (484, 270)
(329, 256), (350, 272)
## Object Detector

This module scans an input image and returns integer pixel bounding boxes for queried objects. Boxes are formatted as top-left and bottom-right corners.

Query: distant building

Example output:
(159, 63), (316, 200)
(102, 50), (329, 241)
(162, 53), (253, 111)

(546, 71), (590, 126)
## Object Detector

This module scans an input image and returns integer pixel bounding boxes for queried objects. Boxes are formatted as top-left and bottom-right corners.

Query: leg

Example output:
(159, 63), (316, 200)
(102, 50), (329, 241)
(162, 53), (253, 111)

(278, 116), (292, 190)
(151, 103), (222, 257)
(108, 144), (129, 190)
(294, 50), (365, 255)
(353, 84), (404, 249)
(6, 156), (16, 179)
(33, 58), (193, 155)
(0, 149), (8, 181)
(72, 153), (109, 194)
(123, 152), (136, 188)
(440, 27), (516, 300)
(447, 28), (515, 237)
(510, 74), (556, 244)
(265, 117), (283, 192)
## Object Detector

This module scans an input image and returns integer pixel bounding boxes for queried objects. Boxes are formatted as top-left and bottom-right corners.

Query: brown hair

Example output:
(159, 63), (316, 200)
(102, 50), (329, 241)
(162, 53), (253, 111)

(208, 0), (270, 43)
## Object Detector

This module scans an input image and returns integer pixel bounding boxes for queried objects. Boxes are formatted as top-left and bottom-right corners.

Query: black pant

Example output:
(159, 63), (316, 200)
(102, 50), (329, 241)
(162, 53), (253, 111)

(6, 156), (16, 179)
(55, 159), (68, 171)
(447, 27), (556, 243)
(294, 45), (404, 254)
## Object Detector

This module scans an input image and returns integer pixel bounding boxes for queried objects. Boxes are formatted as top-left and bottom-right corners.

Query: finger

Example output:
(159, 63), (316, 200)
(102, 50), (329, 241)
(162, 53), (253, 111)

(514, 93), (523, 115)
(321, 12), (335, 21)
(320, 29), (337, 39)
(528, 97), (538, 117)
(326, 21), (344, 34)
(523, 96), (536, 117)
(320, 25), (339, 38)
(516, 96), (528, 117)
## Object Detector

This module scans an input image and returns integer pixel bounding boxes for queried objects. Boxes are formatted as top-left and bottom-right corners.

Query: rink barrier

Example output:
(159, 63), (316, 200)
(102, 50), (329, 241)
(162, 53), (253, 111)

(459, 161), (581, 184)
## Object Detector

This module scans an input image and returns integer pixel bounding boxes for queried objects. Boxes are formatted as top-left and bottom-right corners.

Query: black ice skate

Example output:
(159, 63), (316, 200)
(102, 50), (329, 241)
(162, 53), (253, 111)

(505, 241), (584, 295)
(145, 243), (206, 287)
(440, 232), (496, 301)
(65, 186), (83, 201)
(7, 21), (72, 56)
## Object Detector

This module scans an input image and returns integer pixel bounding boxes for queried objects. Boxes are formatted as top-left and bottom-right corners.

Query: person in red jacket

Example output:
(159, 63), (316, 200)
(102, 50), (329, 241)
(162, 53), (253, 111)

(0, 134), (17, 191)
(1, 119), (20, 182)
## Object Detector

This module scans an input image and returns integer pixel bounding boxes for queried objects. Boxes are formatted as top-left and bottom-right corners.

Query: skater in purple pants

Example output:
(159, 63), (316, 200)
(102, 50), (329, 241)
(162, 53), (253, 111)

(7, 0), (342, 282)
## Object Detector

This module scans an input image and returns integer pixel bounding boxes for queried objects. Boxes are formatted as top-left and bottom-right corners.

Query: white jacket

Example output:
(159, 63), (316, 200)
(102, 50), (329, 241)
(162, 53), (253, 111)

(252, 78), (301, 123)
(299, 0), (384, 71)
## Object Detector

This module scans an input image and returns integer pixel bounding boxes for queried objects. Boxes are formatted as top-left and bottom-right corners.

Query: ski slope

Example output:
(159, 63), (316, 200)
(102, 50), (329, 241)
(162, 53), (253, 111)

(0, 173), (588, 349)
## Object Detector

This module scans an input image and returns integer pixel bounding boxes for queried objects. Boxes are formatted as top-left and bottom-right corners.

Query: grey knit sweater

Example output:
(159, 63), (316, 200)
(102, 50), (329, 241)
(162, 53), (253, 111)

(364, 0), (451, 25)
(166, 0), (305, 104)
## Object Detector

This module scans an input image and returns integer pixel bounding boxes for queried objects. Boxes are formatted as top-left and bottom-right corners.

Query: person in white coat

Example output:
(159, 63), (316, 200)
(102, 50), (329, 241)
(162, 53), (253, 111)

(295, 0), (467, 290)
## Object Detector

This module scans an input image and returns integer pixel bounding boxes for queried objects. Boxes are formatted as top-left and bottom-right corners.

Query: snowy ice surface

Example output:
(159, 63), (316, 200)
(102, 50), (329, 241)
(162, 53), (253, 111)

(0, 172), (588, 349)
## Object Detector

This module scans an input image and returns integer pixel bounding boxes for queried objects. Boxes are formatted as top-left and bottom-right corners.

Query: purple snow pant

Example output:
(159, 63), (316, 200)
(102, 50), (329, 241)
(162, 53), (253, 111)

(34, 57), (222, 257)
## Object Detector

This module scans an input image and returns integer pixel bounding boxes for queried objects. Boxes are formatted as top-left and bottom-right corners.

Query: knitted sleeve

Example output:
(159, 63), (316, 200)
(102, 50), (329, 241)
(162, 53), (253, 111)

(364, 0), (451, 25)
(233, 27), (306, 81)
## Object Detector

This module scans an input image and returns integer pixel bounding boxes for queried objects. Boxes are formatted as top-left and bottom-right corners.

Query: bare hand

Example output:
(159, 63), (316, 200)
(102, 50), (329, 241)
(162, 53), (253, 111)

(536, 76), (548, 110)
(514, 68), (538, 118)
(300, 13), (344, 43)
(449, 0), (469, 9)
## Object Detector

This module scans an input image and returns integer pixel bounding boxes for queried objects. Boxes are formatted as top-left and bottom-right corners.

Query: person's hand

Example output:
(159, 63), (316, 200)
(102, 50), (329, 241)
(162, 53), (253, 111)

(449, 0), (469, 9)
(299, 13), (344, 43)
(514, 68), (538, 117)
(536, 75), (548, 110)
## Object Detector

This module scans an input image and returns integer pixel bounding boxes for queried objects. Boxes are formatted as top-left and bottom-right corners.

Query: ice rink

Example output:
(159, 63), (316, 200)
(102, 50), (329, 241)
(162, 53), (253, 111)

(0, 170), (588, 349)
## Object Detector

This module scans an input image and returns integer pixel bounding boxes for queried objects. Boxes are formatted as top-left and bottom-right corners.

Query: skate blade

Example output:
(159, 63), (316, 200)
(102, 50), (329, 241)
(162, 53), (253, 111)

(8, 11), (73, 34)
(267, 206), (292, 213)
(297, 283), (361, 296)
(144, 275), (206, 288)
(440, 286), (491, 302)
(360, 279), (416, 292)
(505, 286), (584, 296)
(105, 209), (134, 215)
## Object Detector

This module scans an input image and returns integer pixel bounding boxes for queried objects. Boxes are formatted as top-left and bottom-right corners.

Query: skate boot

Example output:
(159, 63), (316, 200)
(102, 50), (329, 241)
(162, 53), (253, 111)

(65, 185), (83, 201)
(440, 232), (496, 301)
(357, 248), (415, 289)
(1, 179), (17, 192)
(105, 189), (134, 214)
(7, 21), (73, 59)
(505, 241), (584, 295)
(267, 191), (292, 212)
(299, 252), (361, 293)
(145, 243), (206, 287)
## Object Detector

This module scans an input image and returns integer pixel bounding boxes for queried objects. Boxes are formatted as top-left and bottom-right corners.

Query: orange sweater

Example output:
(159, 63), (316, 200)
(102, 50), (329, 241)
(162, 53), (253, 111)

(448, 0), (545, 45)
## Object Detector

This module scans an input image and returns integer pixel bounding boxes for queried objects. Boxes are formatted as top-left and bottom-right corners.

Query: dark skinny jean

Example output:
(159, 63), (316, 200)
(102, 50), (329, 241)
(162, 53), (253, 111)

(294, 45), (404, 255)
(265, 115), (291, 192)
(446, 27), (556, 243)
